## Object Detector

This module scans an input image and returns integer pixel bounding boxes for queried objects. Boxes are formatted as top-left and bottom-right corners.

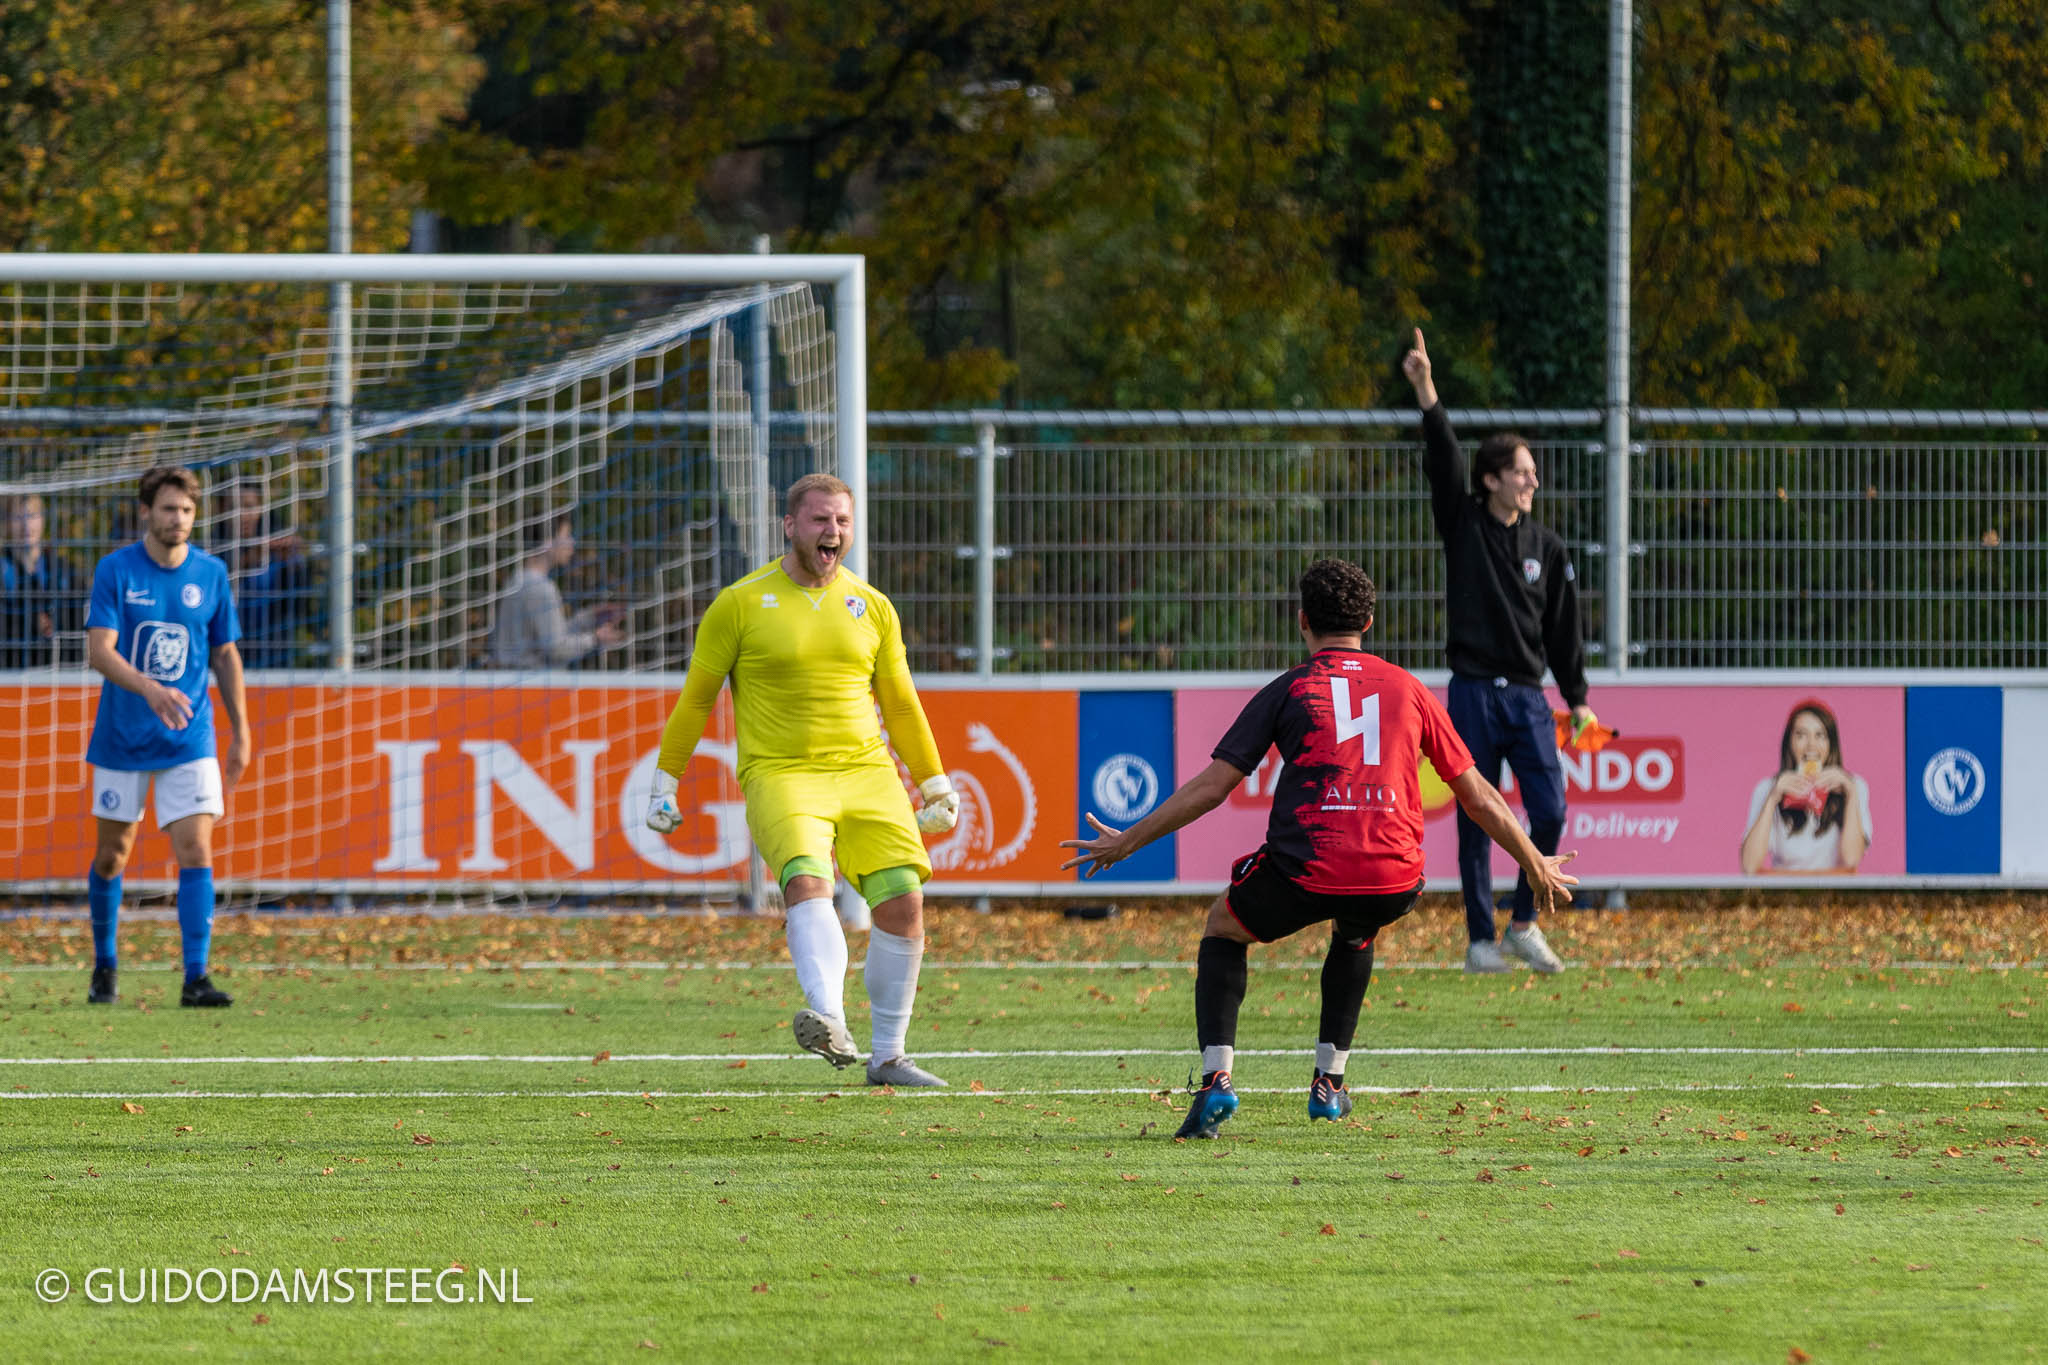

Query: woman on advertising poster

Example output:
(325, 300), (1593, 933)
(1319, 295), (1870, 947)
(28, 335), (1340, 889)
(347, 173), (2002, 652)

(1740, 699), (1873, 874)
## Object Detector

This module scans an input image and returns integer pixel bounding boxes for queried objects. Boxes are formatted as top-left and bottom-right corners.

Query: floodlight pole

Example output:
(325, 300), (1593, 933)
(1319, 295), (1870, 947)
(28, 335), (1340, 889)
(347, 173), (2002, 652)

(326, 0), (356, 673)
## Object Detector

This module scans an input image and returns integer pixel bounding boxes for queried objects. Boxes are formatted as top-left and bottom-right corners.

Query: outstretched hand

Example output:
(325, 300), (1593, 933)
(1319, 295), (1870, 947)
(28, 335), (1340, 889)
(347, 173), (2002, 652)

(1058, 812), (1130, 879)
(1401, 327), (1437, 409)
(1532, 849), (1580, 917)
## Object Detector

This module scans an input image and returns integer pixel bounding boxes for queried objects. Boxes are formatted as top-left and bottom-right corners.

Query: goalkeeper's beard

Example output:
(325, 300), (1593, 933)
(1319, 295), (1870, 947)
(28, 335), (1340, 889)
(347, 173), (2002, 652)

(797, 540), (841, 582)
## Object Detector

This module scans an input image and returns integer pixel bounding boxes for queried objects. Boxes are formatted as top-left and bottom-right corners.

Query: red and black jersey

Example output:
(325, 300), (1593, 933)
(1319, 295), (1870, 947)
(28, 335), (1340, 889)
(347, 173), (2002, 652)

(1211, 647), (1476, 894)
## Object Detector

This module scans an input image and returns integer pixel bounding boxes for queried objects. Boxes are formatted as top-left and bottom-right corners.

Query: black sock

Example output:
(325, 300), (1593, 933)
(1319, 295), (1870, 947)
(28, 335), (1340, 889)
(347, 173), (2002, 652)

(1319, 933), (1374, 1052)
(1195, 936), (1249, 1053)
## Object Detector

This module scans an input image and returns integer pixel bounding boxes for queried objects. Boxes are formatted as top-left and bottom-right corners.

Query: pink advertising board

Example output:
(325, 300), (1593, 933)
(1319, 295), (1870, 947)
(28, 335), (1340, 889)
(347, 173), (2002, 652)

(1172, 684), (1907, 883)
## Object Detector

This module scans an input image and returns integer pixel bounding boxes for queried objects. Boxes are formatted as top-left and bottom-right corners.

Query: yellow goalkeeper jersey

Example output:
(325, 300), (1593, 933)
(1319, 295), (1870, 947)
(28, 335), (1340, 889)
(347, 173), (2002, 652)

(656, 561), (944, 783)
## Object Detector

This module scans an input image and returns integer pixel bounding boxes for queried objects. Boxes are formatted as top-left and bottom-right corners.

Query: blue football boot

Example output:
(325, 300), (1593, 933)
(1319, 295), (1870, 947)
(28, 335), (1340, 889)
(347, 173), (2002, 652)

(1175, 1070), (1239, 1139)
(1308, 1072), (1352, 1122)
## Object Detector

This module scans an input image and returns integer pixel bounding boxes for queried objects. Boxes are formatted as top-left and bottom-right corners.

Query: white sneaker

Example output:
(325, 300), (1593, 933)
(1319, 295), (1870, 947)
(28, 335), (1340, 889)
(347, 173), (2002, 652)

(866, 1056), (948, 1088)
(792, 1008), (860, 1068)
(1464, 940), (1509, 974)
(1502, 922), (1565, 974)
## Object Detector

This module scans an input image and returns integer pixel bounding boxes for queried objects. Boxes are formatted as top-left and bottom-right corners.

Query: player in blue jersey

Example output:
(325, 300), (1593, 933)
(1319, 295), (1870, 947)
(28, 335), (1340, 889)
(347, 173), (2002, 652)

(82, 467), (251, 1008)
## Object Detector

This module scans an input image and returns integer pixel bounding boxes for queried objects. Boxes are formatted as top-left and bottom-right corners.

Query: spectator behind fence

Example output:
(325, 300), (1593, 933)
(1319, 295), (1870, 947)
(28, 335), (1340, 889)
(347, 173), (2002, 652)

(2, 491), (85, 668)
(488, 513), (624, 669)
(217, 480), (318, 669)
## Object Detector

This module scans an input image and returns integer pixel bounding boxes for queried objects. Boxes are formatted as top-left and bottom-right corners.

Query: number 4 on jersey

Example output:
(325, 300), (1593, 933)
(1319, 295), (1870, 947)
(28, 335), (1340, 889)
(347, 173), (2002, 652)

(1328, 679), (1381, 764)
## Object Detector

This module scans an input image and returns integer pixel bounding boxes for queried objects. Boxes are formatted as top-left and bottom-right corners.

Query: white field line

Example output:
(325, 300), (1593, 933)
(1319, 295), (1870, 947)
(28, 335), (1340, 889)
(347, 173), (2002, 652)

(8, 1045), (2048, 1066)
(3, 1080), (2044, 1102)
(1, 958), (2040, 973)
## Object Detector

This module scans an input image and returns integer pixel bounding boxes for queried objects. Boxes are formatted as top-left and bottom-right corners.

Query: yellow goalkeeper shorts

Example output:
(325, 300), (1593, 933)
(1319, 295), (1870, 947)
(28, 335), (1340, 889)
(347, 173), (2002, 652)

(741, 760), (932, 891)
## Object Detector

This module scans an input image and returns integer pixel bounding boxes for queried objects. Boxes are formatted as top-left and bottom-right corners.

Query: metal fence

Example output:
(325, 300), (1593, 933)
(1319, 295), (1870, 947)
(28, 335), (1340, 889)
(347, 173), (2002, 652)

(5, 415), (2044, 675)
(867, 415), (2047, 675)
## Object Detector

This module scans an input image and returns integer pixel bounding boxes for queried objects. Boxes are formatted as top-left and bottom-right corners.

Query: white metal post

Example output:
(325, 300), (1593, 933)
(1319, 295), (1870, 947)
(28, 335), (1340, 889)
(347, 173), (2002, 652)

(975, 422), (998, 678)
(326, 0), (356, 673)
(1604, 0), (1633, 675)
(837, 261), (868, 576)
(747, 236), (772, 914)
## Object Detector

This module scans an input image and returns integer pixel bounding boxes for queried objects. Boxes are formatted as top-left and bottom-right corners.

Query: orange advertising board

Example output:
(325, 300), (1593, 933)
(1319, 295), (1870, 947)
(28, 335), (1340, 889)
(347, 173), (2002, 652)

(2, 682), (1077, 889)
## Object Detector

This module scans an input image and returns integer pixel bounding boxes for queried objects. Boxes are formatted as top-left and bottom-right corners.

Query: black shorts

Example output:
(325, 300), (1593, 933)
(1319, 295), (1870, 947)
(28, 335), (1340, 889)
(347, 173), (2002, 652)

(1224, 849), (1421, 946)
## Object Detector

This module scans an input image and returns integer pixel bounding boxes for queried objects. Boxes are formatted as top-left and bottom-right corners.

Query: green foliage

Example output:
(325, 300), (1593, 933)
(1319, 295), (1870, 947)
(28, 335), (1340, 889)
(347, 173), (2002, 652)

(0, 1), (476, 254)
(1462, 0), (1610, 407)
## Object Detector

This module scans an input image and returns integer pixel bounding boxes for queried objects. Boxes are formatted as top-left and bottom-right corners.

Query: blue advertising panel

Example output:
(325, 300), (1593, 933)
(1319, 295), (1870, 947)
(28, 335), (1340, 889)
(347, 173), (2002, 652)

(1905, 686), (2002, 875)
(1076, 691), (1176, 881)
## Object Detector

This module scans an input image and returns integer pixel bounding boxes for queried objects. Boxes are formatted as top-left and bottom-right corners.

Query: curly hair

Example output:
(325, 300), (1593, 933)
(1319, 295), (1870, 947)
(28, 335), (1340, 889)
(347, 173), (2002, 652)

(1299, 558), (1376, 636)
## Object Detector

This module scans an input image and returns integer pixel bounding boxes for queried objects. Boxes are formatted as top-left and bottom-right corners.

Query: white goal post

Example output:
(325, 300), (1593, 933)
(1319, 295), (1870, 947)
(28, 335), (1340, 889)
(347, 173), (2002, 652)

(0, 253), (864, 906)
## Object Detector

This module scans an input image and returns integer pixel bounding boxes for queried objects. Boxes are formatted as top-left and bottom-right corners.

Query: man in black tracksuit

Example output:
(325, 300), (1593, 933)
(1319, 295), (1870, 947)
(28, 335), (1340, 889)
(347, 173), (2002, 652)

(1402, 329), (1592, 975)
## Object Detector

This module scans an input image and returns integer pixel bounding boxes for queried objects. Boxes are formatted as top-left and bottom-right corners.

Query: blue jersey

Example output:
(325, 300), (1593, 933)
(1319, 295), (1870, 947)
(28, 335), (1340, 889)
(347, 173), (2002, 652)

(85, 542), (242, 770)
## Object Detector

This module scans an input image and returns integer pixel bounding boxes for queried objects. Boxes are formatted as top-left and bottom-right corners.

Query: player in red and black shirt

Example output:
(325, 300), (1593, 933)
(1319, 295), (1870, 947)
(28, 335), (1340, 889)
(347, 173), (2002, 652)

(1062, 559), (1579, 1140)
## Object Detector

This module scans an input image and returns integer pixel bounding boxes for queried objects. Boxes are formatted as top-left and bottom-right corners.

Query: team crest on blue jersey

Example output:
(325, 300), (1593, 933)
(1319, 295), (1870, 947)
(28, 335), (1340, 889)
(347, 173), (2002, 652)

(844, 596), (866, 619)
(181, 582), (203, 608)
(1522, 558), (1541, 583)
(134, 622), (191, 680)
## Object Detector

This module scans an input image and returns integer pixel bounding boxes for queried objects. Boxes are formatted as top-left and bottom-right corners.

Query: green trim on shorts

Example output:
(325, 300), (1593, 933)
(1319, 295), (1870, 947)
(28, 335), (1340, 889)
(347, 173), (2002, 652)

(856, 863), (925, 908)
(777, 855), (833, 890)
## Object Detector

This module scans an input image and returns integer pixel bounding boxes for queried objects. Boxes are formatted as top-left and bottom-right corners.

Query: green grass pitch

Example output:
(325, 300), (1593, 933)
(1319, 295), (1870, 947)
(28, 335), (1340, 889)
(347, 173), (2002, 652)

(3, 901), (2044, 1362)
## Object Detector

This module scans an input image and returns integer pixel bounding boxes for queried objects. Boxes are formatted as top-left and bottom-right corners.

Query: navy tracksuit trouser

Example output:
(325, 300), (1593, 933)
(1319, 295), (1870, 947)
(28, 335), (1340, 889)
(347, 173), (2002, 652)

(1446, 675), (1567, 943)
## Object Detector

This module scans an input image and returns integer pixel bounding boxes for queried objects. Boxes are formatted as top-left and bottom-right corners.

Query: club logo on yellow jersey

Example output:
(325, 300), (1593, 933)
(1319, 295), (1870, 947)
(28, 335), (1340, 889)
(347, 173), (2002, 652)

(844, 596), (867, 619)
(760, 592), (779, 608)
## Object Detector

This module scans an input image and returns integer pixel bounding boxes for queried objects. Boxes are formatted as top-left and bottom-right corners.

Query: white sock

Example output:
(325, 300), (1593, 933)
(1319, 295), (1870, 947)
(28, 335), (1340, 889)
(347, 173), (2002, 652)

(784, 897), (847, 1020)
(864, 926), (924, 1062)
(1315, 1043), (1349, 1076)
(1201, 1045), (1235, 1077)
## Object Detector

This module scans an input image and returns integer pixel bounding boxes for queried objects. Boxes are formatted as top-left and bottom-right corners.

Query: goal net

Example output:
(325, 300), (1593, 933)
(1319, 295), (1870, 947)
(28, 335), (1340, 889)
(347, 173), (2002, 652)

(0, 254), (863, 909)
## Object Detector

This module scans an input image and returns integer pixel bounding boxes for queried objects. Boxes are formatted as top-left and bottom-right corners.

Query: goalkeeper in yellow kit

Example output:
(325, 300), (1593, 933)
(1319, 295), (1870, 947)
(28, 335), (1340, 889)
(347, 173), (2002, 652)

(646, 473), (959, 1087)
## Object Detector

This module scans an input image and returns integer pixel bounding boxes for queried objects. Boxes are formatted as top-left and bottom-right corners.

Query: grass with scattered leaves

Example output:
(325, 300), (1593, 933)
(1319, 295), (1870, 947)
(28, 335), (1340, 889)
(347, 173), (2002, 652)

(3, 901), (2044, 1362)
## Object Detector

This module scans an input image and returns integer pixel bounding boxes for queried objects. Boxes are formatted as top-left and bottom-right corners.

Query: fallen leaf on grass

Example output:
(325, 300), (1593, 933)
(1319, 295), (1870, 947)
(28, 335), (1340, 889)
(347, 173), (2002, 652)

(1386, 1172), (1405, 1181)
(1789, 1351), (1812, 1365)
(1319, 1224), (1336, 1236)
(727, 1060), (748, 1070)
(1578, 1146), (1595, 1157)
(1835, 1204), (1845, 1216)
(638, 1340), (659, 1349)
(120, 1102), (145, 1115)
(1576, 1312), (1601, 1319)
(751, 1283), (769, 1293)
(1618, 1248), (1640, 1259)
(1476, 1169), (1496, 1183)
(1783, 1002), (1804, 1013)
(252, 1314), (269, 1325)
(969, 1079), (987, 1093)
(412, 1133), (435, 1145)
(1906, 1264), (1930, 1272)
(1006, 1304), (1032, 1313)
(593, 1050), (611, 1063)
